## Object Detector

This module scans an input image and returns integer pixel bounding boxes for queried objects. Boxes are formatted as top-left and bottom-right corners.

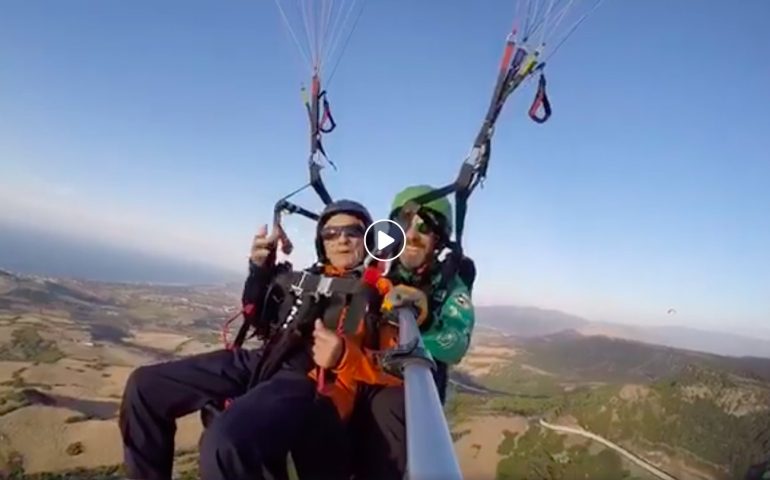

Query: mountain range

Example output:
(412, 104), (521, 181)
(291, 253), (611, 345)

(2, 221), (766, 359)
(476, 305), (770, 359)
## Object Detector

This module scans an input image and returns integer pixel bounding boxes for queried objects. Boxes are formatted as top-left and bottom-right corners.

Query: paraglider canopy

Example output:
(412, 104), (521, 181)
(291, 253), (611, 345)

(509, 0), (606, 63)
(273, 0), (365, 83)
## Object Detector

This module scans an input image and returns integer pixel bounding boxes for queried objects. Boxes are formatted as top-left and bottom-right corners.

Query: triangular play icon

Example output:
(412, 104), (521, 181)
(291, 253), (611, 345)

(377, 230), (395, 250)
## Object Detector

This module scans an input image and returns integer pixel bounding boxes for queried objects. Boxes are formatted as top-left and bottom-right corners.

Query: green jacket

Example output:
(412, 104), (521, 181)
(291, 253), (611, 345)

(391, 263), (475, 365)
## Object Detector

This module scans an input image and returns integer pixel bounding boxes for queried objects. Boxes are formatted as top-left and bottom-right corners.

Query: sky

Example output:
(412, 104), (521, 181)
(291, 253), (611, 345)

(1, 0), (769, 336)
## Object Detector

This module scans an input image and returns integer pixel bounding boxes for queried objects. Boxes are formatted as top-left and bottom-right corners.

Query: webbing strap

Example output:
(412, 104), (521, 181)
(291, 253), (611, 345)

(394, 36), (533, 253)
(294, 75), (335, 207)
(474, 39), (517, 149)
(307, 75), (337, 186)
(396, 161), (476, 257)
(341, 289), (369, 335)
(528, 74), (552, 124)
(275, 199), (320, 222)
(454, 193), (469, 255)
(318, 91), (337, 134)
(308, 75), (321, 157)
(229, 269), (364, 349)
(231, 309), (253, 349)
(309, 162), (333, 206)
(289, 272), (361, 297)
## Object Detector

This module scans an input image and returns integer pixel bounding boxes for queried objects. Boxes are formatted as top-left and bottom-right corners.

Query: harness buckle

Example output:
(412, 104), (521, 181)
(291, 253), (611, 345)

(290, 271), (309, 296)
(315, 276), (334, 298)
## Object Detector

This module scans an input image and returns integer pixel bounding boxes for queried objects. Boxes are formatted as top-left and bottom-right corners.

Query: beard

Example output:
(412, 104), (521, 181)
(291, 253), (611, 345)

(401, 240), (428, 268)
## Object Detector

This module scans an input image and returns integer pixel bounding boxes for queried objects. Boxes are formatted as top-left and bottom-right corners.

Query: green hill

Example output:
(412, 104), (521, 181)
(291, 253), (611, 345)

(496, 423), (644, 480)
(559, 367), (770, 478)
(452, 332), (770, 479)
(518, 332), (770, 383)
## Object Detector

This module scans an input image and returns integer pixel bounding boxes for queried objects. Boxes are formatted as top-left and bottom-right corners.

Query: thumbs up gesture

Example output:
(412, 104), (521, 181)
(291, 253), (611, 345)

(249, 224), (280, 267)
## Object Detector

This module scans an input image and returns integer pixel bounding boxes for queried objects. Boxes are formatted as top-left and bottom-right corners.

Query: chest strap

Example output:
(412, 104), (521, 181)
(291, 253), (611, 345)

(275, 268), (375, 336)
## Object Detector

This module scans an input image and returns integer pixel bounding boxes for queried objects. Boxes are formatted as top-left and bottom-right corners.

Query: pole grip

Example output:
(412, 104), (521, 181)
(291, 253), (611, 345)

(397, 308), (463, 480)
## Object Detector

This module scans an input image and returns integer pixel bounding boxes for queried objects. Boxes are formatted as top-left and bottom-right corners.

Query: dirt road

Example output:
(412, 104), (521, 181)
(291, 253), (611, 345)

(539, 419), (678, 480)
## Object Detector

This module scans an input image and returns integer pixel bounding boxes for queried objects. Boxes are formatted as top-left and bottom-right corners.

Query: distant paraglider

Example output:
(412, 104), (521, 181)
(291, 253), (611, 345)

(667, 308), (677, 315)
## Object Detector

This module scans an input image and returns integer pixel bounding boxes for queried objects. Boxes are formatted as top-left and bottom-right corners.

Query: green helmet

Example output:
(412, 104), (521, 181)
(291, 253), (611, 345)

(390, 185), (453, 239)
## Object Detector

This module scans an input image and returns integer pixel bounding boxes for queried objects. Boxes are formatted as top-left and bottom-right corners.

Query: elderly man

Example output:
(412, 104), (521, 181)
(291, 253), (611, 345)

(119, 199), (379, 480)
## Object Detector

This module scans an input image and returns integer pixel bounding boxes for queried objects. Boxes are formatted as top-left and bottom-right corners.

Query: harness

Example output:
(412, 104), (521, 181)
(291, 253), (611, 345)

(202, 264), (386, 435)
(224, 263), (386, 389)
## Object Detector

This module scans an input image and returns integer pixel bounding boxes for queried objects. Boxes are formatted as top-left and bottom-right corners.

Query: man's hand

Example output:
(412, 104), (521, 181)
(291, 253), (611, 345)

(382, 285), (429, 326)
(312, 320), (345, 369)
(249, 224), (280, 267)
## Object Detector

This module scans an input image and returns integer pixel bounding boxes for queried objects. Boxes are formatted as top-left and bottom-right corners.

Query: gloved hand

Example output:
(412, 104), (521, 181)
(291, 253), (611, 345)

(381, 285), (429, 326)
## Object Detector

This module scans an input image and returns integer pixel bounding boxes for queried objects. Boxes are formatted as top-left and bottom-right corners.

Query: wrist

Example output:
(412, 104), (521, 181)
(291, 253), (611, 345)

(248, 260), (273, 277)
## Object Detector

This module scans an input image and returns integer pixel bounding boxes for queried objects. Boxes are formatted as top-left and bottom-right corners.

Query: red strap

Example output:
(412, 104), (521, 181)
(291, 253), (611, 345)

(528, 74), (552, 124)
(221, 303), (256, 351)
(500, 39), (516, 73)
(221, 310), (242, 350)
(317, 367), (326, 393)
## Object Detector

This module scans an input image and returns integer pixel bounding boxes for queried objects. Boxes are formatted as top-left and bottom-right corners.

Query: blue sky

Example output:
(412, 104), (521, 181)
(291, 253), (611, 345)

(1, 1), (769, 335)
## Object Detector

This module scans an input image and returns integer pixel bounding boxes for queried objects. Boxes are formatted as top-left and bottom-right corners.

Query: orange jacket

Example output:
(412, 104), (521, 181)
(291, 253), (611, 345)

(319, 316), (404, 421)
(306, 266), (403, 421)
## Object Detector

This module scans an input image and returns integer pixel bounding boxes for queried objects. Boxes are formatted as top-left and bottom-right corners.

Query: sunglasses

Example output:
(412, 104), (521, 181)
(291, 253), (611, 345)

(396, 212), (439, 235)
(320, 224), (366, 241)
(412, 216), (434, 235)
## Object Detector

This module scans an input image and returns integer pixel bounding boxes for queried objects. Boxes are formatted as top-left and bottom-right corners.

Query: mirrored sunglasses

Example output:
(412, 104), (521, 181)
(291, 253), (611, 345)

(320, 224), (366, 241)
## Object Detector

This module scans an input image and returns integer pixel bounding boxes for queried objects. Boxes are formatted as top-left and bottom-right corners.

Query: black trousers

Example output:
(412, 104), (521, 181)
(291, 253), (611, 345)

(119, 348), (348, 480)
(343, 361), (449, 480)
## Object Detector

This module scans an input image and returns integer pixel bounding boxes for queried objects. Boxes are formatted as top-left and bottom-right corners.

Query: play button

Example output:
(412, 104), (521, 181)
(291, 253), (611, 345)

(377, 230), (395, 250)
(365, 219), (406, 262)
